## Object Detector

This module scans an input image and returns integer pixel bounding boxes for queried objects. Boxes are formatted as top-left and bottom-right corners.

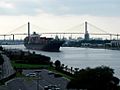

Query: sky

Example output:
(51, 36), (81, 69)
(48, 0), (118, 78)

(0, 0), (120, 39)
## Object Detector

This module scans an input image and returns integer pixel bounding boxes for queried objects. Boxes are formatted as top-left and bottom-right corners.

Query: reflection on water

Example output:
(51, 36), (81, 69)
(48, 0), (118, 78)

(2, 45), (120, 78)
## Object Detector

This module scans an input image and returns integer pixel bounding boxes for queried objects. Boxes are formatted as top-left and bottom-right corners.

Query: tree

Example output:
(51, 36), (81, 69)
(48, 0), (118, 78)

(67, 66), (119, 90)
(0, 46), (3, 51)
(54, 60), (61, 70)
(20, 51), (25, 59)
(61, 64), (65, 70)
(0, 54), (4, 78)
(0, 54), (4, 65)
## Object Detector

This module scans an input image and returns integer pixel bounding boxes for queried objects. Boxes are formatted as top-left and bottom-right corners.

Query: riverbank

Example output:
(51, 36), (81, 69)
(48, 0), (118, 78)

(0, 48), (120, 89)
(2, 45), (120, 79)
(79, 46), (120, 51)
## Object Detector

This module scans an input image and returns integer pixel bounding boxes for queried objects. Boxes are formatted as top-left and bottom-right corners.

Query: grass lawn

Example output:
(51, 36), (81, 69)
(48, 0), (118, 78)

(11, 61), (50, 69)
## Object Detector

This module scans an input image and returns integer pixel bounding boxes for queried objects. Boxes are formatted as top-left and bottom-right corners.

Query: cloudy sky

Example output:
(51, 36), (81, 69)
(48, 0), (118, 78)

(0, 0), (120, 39)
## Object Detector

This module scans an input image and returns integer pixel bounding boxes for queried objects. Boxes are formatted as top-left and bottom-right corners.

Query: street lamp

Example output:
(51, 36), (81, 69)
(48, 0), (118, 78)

(34, 70), (41, 90)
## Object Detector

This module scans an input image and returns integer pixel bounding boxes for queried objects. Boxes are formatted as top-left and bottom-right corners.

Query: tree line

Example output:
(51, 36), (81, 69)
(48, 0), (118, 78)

(54, 60), (120, 90)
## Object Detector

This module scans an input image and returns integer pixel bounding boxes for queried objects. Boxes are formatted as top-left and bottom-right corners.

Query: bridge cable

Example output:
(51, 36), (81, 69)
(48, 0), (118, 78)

(87, 22), (110, 35)
(6, 24), (27, 34)
(65, 23), (84, 32)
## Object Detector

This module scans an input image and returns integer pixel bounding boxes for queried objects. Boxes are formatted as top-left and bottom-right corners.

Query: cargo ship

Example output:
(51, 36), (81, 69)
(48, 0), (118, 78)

(24, 22), (64, 52)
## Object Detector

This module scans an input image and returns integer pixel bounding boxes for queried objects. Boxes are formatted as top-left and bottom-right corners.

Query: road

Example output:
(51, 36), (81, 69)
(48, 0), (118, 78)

(23, 69), (69, 90)
(7, 78), (28, 90)
(0, 69), (69, 90)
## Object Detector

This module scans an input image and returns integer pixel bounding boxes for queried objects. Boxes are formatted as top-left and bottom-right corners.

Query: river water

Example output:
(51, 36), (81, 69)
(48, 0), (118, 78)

(2, 45), (120, 78)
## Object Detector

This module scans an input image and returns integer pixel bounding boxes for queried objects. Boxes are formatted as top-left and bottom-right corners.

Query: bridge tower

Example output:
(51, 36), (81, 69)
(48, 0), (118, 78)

(84, 21), (90, 40)
(28, 22), (30, 43)
(12, 34), (14, 41)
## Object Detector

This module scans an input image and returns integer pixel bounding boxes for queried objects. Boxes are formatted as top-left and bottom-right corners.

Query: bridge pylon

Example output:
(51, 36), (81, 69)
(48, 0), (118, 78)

(84, 21), (90, 40)
(28, 22), (30, 43)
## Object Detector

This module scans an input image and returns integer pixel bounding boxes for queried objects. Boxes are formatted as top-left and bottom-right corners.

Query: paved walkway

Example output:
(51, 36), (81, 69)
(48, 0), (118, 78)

(0, 54), (15, 90)
(1, 54), (15, 79)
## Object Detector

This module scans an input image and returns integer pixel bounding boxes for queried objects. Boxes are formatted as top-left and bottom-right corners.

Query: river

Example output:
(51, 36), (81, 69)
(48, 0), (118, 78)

(2, 45), (120, 79)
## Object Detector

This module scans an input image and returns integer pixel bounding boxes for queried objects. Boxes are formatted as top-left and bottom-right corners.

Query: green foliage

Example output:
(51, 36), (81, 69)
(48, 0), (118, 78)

(0, 54), (4, 65)
(5, 50), (51, 65)
(54, 60), (61, 70)
(67, 66), (119, 90)
(0, 46), (3, 51)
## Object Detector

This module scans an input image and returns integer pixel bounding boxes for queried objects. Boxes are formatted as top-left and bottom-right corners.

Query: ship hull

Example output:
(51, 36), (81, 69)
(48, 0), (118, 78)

(24, 40), (64, 52)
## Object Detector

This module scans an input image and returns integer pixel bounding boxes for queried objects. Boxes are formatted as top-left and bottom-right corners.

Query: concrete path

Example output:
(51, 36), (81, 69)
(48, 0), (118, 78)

(1, 54), (15, 79)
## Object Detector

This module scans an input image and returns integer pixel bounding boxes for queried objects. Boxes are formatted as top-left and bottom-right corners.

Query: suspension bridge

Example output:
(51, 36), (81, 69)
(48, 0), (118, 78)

(0, 21), (120, 41)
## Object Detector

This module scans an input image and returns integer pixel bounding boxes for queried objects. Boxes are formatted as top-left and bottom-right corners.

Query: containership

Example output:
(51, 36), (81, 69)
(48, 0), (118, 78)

(24, 22), (64, 52)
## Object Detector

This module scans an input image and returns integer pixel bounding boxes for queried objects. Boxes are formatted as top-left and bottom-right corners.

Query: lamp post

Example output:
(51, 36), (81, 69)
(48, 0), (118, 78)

(34, 70), (41, 90)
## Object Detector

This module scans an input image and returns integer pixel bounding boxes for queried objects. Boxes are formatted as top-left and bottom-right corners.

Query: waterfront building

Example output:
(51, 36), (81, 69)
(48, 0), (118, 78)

(111, 40), (120, 48)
